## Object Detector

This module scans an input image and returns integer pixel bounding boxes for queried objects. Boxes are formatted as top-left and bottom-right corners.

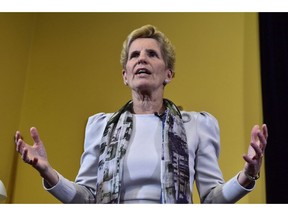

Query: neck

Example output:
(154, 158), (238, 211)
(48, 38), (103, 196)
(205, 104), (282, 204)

(131, 92), (165, 114)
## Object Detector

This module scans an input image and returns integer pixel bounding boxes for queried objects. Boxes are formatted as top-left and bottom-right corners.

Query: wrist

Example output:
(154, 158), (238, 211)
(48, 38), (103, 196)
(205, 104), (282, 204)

(237, 170), (257, 188)
(244, 170), (260, 181)
(39, 165), (59, 187)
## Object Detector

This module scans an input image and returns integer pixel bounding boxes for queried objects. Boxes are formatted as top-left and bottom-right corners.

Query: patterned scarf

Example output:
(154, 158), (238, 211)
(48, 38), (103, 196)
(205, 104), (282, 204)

(95, 99), (191, 203)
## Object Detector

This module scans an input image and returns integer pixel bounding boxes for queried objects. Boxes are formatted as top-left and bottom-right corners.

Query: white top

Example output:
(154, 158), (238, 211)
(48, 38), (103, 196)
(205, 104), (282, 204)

(44, 111), (255, 203)
(120, 114), (162, 203)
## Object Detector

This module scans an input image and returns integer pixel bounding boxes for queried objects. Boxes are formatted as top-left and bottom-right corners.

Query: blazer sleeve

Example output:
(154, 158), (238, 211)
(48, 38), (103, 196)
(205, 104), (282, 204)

(43, 113), (110, 203)
(194, 112), (254, 203)
(192, 111), (225, 202)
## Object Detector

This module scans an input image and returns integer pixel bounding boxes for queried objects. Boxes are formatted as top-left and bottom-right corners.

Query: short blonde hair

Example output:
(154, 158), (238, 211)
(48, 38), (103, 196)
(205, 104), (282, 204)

(120, 25), (175, 75)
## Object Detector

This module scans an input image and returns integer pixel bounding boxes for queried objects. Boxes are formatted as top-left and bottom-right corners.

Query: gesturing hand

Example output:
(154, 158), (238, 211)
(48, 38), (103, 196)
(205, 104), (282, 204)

(15, 127), (49, 173)
(243, 124), (268, 179)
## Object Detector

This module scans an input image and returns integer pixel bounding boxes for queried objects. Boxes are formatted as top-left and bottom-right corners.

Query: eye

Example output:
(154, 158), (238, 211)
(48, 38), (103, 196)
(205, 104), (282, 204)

(147, 50), (159, 58)
(129, 51), (139, 59)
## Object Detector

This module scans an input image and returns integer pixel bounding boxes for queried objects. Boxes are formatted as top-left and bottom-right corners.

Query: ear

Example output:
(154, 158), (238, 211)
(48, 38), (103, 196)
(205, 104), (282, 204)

(164, 69), (174, 85)
(122, 70), (128, 85)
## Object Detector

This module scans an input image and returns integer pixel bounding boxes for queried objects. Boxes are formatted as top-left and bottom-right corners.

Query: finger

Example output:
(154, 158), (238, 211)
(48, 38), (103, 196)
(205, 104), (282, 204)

(243, 154), (254, 164)
(15, 131), (22, 144)
(251, 125), (260, 143)
(22, 148), (29, 163)
(16, 139), (24, 154)
(31, 157), (38, 167)
(257, 131), (267, 151)
(250, 142), (263, 159)
(15, 139), (20, 152)
(248, 125), (260, 157)
(30, 127), (41, 144)
(262, 124), (268, 140)
(15, 131), (18, 143)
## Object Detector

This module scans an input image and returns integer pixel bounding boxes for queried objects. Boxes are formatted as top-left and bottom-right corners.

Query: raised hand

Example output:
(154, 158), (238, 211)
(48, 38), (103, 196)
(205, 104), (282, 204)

(242, 124), (268, 180)
(15, 127), (49, 173)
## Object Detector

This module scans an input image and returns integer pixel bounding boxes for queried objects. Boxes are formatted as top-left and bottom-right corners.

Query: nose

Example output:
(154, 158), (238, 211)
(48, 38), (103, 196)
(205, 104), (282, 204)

(137, 51), (147, 64)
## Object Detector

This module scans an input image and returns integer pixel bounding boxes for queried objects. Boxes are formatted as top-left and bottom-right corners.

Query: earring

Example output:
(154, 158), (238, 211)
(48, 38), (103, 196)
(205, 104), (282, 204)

(163, 79), (169, 86)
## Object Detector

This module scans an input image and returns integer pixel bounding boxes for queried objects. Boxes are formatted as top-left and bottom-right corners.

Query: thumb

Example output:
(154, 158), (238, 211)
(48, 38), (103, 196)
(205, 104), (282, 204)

(30, 127), (42, 144)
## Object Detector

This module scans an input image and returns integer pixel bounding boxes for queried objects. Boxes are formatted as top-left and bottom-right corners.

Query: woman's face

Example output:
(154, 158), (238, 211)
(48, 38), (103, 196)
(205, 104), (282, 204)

(122, 38), (173, 93)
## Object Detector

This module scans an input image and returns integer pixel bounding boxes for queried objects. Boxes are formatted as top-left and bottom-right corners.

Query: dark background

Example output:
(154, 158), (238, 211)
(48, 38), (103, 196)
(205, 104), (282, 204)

(259, 12), (288, 203)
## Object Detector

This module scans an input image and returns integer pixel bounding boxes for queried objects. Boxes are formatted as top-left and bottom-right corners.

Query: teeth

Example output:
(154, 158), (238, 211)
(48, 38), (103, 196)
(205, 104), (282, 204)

(137, 69), (148, 74)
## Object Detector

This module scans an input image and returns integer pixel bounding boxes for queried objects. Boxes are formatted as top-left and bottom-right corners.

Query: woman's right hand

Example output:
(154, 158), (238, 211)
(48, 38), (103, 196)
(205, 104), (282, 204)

(15, 127), (59, 187)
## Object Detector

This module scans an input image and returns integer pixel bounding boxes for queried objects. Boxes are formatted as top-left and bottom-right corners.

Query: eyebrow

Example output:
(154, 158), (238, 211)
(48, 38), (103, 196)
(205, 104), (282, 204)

(146, 48), (158, 53)
(129, 48), (160, 55)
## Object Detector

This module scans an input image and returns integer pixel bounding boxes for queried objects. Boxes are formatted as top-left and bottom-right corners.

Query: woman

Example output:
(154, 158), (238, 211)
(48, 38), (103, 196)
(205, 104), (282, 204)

(15, 24), (268, 203)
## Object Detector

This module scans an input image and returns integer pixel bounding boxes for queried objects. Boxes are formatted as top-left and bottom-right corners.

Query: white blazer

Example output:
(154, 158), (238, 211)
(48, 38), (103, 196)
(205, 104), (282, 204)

(44, 111), (254, 203)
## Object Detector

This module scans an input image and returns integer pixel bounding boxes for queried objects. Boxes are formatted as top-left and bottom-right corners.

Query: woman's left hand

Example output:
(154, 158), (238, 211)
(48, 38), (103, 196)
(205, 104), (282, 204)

(242, 124), (268, 179)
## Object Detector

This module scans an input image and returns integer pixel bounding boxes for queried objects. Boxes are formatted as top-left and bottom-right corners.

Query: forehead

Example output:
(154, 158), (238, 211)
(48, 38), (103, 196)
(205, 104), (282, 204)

(129, 38), (161, 53)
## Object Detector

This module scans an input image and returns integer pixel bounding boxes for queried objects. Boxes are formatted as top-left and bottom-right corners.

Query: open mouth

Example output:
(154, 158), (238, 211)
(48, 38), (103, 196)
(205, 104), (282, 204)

(135, 68), (151, 75)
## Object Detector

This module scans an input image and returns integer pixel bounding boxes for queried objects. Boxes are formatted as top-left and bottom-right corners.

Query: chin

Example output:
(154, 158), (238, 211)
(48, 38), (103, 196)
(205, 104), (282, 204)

(134, 84), (153, 92)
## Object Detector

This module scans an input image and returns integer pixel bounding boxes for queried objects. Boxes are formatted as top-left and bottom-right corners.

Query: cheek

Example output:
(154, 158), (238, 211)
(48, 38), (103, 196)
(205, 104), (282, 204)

(156, 65), (168, 76)
(124, 65), (133, 77)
